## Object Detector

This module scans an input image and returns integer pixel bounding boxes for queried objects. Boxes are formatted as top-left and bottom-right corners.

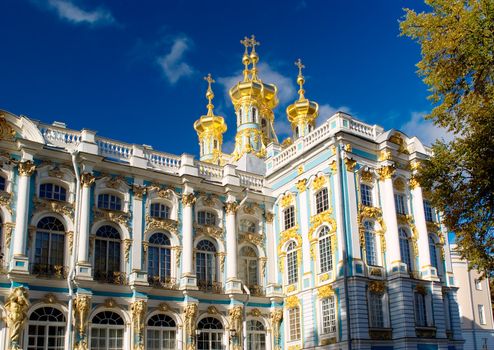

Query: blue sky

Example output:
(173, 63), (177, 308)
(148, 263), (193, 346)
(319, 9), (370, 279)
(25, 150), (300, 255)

(0, 0), (449, 156)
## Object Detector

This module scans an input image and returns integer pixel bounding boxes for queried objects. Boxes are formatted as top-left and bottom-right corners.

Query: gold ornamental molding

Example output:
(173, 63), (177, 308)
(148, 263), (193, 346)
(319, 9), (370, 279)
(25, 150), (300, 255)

(280, 192), (294, 209)
(80, 173), (95, 187)
(181, 193), (196, 207)
(194, 223), (224, 241)
(318, 284), (335, 298)
(131, 299), (147, 350)
(239, 232), (264, 246)
(344, 157), (356, 172)
(270, 308), (283, 345)
(377, 165), (396, 181)
(224, 201), (238, 214)
(393, 177), (405, 191)
(329, 160), (337, 174)
(415, 284), (427, 295)
(145, 215), (179, 234)
(5, 286), (30, 349)
(0, 115), (16, 141)
(308, 210), (337, 260)
(360, 170), (374, 183)
(312, 174), (326, 192)
(358, 205), (387, 252)
(368, 280), (386, 294)
(284, 295), (300, 309)
(34, 197), (74, 217)
(216, 252), (226, 272)
(0, 190), (13, 213)
(378, 149), (392, 162)
(132, 185), (147, 200)
(93, 208), (131, 229)
(264, 211), (274, 223)
(277, 226), (301, 257)
(4, 222), (14, 250)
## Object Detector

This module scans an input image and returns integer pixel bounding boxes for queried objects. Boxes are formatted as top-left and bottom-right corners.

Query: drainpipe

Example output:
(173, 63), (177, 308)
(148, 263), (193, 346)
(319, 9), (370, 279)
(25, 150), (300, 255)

(334, 137), (352, 350)
(242, 283), (251, 350)
(67, 150), (81, 350)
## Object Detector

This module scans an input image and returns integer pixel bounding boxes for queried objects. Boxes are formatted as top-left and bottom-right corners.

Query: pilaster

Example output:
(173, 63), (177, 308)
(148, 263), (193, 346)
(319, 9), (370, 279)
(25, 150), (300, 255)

(180, 191), (197, 289)
(225, 196), (241, 294)
(129, 180), (147, 285)
(76, 171), (95, 279)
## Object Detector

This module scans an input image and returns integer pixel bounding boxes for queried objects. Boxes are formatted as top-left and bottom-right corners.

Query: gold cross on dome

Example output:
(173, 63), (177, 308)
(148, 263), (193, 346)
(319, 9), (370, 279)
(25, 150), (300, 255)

(240, 36), (251, 52)
(204, 73), (215, 87)
(295, 58), (305, 76)
(250, 35), (260, 51)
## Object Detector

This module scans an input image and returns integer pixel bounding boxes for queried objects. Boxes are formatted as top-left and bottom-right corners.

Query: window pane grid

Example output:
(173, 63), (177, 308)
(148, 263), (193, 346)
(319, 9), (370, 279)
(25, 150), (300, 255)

(394, 193), (406, 215)
(414, 293), (427, 326)
(360, 184), (373, 206)
(316, 188), (329, 214)
(283, 206), (295, 230)
(364, 222), (378, 266)
(321, 296), (336, 335)
(369, 293), (384, 328)
(288, 307), (301, 341)
(319, 232), (333, 273)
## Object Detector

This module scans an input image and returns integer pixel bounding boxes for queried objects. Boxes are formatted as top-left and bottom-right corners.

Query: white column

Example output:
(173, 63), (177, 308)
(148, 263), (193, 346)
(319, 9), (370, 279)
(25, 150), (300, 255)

(332, 158), (347, 275)
(411, 183), (436, 280)
(378, 166), (403, 273)
(341, 161), (361, 262)
(298, 186), (311, 277)
(180, 192), (197, 289)
(11, 160), (36, 272)
(225, 197), (241, 293)
(130, 181), (147, 285)
(76, 173), (94, 278)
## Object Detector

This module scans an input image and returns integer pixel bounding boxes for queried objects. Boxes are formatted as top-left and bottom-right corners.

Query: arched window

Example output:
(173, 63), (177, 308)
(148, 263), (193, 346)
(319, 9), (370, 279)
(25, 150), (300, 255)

(90, 311), (124, 350)
(369, 292), (385, 328)
(33, 217), (65, 276)
(364, 221), (378, 266)
(399, 228), (412, 270)
(197, 317), (224, 350)
(286, 241), (298, 285)
(239, 246), (258, 288)
(240, 219), (256, 234)
(360, 184), (373, 207)
(147, 233), (172, 285)
(39, 183), (67, 201)
(315, 188), (329, 214)
(394, 193), (406, 215)
(252, 107), (257, 123)
(196, 240), (217, 291)
(288, 307), (301, 341)
(283, 206), (295, 230)
(27, 307), (65, 350)
(247, 320), (266, 350)
(0, 176), (6, 191)
(97, 193), (122, 211)
(198, 210), (216, 226)
(318, 226), (333, 273)
(429, 234), (439, 270)
(150, 203), (170, 219)
(423, 200), (434, 222)
(321, 295), (337, 335)
(147, 314), (176, 350)
(94, 225), (121, 283)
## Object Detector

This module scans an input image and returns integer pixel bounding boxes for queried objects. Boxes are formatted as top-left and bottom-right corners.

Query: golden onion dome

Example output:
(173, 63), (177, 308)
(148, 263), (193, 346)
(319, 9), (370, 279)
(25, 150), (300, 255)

(194, 74), (227, 136)
(286, 59), (319, 129)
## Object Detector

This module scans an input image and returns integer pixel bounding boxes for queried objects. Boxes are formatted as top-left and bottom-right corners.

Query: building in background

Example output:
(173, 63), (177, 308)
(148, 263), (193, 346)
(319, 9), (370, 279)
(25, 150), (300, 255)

(451, 245), (494, 350)
(0, 37), (464, 350)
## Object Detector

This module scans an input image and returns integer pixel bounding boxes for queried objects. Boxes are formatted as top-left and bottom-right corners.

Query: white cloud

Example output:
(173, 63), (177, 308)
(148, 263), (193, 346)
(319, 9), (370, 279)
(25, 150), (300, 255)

(400, 111), (454, 146)
(45, 0), (115, 25)
(156, 36), (195, 85)
(217, 62), (297, 106)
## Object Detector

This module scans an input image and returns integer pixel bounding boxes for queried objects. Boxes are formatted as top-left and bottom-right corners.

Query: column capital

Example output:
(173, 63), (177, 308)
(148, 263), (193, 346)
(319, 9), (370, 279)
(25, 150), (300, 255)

(80, 173), (96, 187)
(132, 184), (146, 200)
(409, 176), (420, 189)
(265, 211), (274, 223)
(181, 193), (196, 207)
(377, 165), (395, 181)
(224, 201), (238, 214)
(17, 160), (36, 177)
(344, 157), (356, 172)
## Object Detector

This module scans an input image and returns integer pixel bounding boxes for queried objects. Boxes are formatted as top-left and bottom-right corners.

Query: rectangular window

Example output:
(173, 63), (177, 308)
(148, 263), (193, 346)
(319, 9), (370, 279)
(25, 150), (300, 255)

(394, 193), (406, 215)
(287, 250), (298, 285)
(423, 200), (434, 222)
(478, 305), (486, 325)
(360, 184), (373, 207)
(198, 211), (216, 225)
(414, 293), (427, 326)
(315, 188), (330, 214)
(369, 293), (384, 328)
(289, 307), (301, 341)
(321, 296), (337, 335)
(283, 206), (295, 230)
(475, 279), (483, 290)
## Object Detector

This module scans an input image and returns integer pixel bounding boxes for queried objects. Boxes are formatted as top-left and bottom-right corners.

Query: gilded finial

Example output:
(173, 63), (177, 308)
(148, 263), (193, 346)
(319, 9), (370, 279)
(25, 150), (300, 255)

(249, 35), (260, 81)
(240, 37), (251, 81)
(204, 73), (215, 116)
(295, 58), (306, 100)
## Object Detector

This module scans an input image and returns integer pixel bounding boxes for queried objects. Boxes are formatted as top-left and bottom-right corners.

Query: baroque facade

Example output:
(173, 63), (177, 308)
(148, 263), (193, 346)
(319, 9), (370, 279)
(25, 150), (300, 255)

(0, 36), (463, 350)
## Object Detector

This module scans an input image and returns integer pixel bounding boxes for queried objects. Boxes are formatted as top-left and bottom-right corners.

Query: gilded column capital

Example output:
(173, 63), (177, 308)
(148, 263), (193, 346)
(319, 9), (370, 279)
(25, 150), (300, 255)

(265, 211), (274, 223)
(409, 176), (420, 189)
(80, 173), (95, 187)
(181, 193), (196, 207)
(17, 160), (36, 177)
(224, 201), (238, 214)
(329, 160), (337, 174)
(377, 165), (395, 181)
(295, 178), (307, 192)
(132, 185), (146, 200)
(344, 158), (356, 172)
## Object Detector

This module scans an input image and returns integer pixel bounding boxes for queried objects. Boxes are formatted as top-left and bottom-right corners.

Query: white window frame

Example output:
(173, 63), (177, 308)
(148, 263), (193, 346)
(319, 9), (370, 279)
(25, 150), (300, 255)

(283, 206), (296, 231)
(320, 295), (337, 336)
(288, 307), (301, 342)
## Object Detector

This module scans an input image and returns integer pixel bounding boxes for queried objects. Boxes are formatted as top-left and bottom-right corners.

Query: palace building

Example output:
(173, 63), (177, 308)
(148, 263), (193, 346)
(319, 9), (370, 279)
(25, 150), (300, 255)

(0, 36), (464, 350)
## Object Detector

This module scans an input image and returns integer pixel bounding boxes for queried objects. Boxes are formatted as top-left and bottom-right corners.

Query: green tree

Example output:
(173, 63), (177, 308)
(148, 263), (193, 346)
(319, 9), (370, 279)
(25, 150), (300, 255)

(400, 0), (494, 277)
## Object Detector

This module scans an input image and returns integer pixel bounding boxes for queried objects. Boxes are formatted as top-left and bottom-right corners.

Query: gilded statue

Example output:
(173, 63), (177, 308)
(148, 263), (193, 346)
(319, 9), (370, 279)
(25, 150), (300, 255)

(130, 300), (147, 334)
(5, 287), (30, 349)
(74, 295), (91, 336)
(229, 305), (243, 335)
(183, 303), (198, 337)
(271, 308), (283, 342)
(74, 338), (88, 350)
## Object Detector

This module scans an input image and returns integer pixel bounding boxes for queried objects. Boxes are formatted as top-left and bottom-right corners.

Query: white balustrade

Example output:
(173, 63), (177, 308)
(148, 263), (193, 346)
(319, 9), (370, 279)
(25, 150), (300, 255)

(40, 125), (82, 148)
(144, 150), (181, 173)
(196, 161), (224, 181)
(96, 138), (133, 161)
(237, 171), (264, 190)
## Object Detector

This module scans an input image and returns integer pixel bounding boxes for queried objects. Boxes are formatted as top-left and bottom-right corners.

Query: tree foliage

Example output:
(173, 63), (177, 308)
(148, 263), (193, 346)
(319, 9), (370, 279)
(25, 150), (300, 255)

(400, 0), (494, 277)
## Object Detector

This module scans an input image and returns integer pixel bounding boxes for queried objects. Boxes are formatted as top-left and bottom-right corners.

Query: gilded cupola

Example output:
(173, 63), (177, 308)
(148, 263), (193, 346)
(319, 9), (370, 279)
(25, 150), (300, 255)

(230, 35), (279, 161)
(194, 74), (227, 165)
(286, 59), (319, 139)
